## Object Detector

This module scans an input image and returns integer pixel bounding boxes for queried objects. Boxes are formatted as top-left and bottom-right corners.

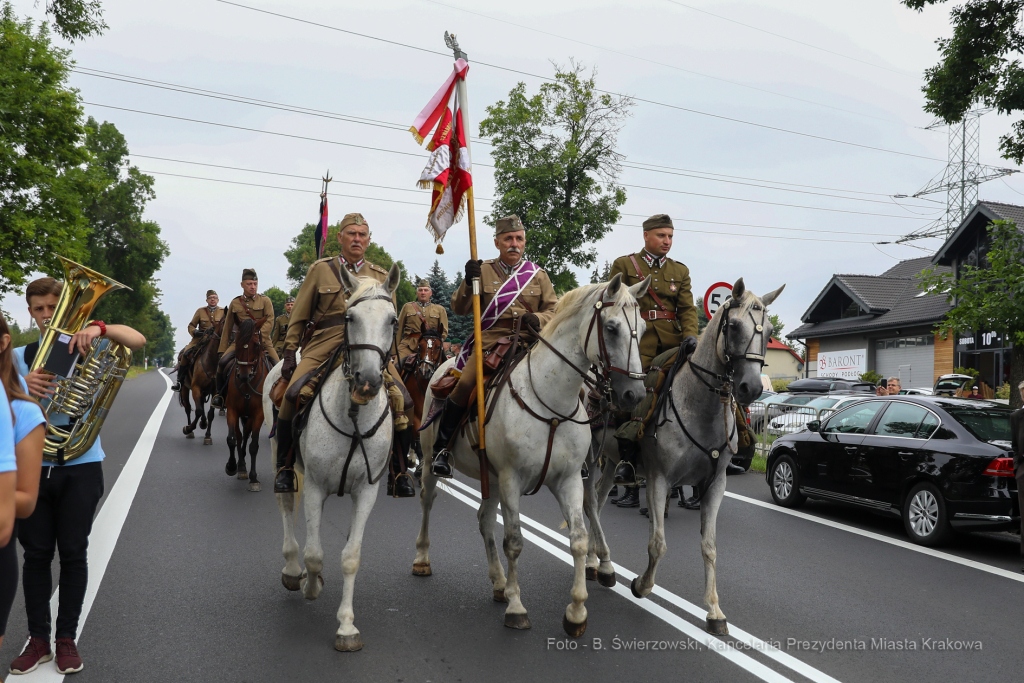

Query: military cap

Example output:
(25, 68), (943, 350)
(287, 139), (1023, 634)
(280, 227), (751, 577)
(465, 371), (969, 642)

(285, 296), (295, 304)
(495, 215), (525, 235)
(416, 279), (431, 288)
(206, 289), (218, 298)
(241, 268), (258, 281)
(642, 214), (673, 230)
(340, 212), (367, 229)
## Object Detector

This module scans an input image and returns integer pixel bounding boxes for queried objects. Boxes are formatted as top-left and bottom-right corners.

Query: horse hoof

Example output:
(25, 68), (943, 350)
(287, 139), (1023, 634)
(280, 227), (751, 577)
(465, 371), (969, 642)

(281, 572), (301, 591)
(300, 572), (325, 598)
(236, 470), (248, 480)
(412, 562), (432, 577)
(503, 612), (531, 630)
(493, 588), (507, 603)
(334, 634), (363, 652)
(183, 426), (193, 435)
(203, 438), (212, 445)
(585, 567), (597, 581)
(248, 482), (261, 492)
(185, 432), (195, 439)
(225, 466), (237, 477)
(629, 577), (646, 599)
(219, 409), (225, 416)
(597, 571), (617, 588)
(706, 618), (729, 636)
(562, 614), (587, 638)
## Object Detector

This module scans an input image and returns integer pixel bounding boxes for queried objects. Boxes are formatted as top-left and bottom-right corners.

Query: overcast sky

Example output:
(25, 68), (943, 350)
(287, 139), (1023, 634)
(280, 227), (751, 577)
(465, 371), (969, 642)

(5, 0), (1023, 351)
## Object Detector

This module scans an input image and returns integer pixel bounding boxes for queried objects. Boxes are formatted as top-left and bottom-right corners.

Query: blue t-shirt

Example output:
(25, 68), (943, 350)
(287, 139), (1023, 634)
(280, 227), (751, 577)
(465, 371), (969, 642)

(14, 344), (105, 466)
(13, 376), (46, 445)
(0, 381), (16, 474)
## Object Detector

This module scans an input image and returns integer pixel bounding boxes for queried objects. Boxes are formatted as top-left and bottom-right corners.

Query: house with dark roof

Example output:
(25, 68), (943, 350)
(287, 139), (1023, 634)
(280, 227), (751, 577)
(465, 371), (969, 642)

(787, 256), (953, 389)
(765, 337), (805, 379)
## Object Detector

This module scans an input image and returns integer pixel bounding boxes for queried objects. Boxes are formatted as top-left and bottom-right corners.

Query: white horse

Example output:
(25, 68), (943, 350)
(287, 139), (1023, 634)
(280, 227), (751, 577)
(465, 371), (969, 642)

(415, 274), (650, 636)
(268, 264), (401, 652)
(585, 278), (783, 635)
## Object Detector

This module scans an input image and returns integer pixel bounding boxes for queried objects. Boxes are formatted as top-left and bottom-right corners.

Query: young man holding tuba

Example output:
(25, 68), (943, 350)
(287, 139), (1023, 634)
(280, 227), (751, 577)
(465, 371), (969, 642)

(10, 276), (145, 675)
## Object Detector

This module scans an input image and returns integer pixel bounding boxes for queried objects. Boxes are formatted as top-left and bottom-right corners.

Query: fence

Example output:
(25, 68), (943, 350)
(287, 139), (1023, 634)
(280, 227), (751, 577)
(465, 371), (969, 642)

(747, 401), (837, 459)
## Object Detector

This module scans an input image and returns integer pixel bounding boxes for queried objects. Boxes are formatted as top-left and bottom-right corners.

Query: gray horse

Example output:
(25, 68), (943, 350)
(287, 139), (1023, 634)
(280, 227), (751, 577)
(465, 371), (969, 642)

(584, 278), (784, 635)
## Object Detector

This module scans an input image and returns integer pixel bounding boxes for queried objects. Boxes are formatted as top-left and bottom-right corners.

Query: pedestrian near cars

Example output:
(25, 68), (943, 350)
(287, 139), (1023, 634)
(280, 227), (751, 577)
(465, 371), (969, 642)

(1011, 380), (1024, 573)
(876, 376), (901, 396)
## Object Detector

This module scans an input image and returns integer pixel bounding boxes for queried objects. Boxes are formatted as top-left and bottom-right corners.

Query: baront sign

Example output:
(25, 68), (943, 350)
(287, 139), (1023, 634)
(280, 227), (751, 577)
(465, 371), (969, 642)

(816, 349), (867, 380)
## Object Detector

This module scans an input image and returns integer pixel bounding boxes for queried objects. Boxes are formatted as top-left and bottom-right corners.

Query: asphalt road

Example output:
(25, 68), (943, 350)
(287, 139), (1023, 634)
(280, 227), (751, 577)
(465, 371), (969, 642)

(4, 368), (1021, 682)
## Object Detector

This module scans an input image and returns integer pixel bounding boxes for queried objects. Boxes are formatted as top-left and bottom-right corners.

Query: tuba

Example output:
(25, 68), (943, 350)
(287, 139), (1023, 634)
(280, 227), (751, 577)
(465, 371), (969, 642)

(29, 256), (134, 463)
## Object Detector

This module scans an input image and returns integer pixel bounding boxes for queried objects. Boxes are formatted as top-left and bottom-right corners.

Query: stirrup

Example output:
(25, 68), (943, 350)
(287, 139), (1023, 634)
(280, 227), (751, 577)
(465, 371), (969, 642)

(171, 382), (181, 392)
(613, 460), (636, 485)
(211, 394), (224, 408)
(274, 467), (297, 493)
(431, 449), (453, 478)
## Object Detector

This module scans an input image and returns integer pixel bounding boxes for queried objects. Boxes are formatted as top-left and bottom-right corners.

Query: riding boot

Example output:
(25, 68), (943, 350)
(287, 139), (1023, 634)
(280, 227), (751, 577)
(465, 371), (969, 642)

(613, 439), (639, 485)
(680, 486), (700, 510)
(388, 428), (415, 498)
(273, 419), (297, 493)
(211, 370), (226, 409)
(430, 399), (463, 478)
(615, 485), (640, 508)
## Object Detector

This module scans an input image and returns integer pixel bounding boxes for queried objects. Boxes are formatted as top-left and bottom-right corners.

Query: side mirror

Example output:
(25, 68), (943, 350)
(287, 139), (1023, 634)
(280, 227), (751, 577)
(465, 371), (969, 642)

(806, 420), (820, 433)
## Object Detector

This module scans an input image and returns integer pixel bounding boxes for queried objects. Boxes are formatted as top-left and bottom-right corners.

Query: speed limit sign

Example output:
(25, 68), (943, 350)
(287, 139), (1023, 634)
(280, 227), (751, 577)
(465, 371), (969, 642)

(703, 282), (733, 320)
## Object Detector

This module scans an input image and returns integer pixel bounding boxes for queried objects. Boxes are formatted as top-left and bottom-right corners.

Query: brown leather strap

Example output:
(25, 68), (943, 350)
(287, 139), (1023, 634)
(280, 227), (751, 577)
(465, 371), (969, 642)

(300, 258), (347, 348)
(628, 254), (669, 313)
(642, 310), (677, 320)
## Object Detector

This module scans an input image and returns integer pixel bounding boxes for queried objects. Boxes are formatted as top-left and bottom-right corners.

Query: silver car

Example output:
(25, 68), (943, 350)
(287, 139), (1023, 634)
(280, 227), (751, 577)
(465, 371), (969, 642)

(767, 394), (869, 436)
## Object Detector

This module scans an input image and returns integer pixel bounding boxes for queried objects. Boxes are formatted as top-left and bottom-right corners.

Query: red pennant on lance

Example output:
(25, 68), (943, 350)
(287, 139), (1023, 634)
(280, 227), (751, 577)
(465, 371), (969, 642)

(411, 60), (472, 250)
(314, 194), (328, 258)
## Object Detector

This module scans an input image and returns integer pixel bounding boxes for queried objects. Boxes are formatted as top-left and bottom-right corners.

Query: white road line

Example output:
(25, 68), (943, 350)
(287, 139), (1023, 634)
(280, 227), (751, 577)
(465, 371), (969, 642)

(437, 479), (839, 683)
(25, 370), (174, 681)
(723, 491), (1024, 584)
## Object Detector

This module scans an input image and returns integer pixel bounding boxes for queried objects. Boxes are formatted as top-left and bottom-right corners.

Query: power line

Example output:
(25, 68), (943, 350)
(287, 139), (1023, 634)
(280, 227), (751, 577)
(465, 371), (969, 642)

(663, 0), (918, 79)
(617, 212), (917, 237)
(423, 0), (918, 128)
(214, 0), (944, 162)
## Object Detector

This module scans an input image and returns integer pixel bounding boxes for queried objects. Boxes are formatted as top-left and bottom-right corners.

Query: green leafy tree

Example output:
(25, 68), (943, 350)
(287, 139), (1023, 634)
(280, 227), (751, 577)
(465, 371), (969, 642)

(3, 318), (39, 348)
(589, 260), (612, 284)
(919, 220), (1024, 408)
(263, 286), (288, 317)
(447, 273), (474, 342)
(694, 297), (710, 334)
(43, 0), (107, 42)
(479, 61), (632, 292)
(903, 0), (1024, 162)
(0, 4), (95, 295)
(860, 370), (884, 385)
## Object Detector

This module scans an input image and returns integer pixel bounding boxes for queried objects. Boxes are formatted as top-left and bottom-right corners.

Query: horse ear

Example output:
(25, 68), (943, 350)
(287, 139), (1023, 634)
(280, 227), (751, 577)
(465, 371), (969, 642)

(760, 284), (785, 307)
(607, 272), (623, 297)
(385, 263), (402, 296)
(339, 264), (360, 293)
(732, 278), (746, 302)
(628, 275), (652, 300)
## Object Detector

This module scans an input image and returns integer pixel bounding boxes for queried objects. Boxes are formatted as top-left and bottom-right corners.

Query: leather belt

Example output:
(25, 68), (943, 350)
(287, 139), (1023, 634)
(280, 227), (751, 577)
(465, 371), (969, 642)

(315, 314), (347, 329)
(643, 310), (676, 321)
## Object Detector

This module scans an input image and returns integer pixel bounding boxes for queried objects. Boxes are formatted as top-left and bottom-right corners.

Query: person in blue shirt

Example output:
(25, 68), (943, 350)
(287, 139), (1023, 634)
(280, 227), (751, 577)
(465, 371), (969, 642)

(9, 277), (146, 676)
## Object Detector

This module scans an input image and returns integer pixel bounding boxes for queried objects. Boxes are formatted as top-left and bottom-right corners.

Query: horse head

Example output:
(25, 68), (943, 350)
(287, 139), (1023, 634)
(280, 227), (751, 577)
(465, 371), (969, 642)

(706, 278), (785, 406)
(338, 262), (402, 399)
(416, 328), (445, 381)
(234, 318), (261, 366)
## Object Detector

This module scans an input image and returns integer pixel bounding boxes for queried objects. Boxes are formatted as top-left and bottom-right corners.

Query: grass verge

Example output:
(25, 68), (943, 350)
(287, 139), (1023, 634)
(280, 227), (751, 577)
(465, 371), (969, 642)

(750, 454), (767, 474)
(125, 365), (155, 380)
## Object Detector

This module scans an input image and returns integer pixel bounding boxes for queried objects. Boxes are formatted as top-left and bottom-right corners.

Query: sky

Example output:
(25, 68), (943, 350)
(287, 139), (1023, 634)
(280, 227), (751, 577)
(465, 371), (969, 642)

(5, 0), (1024, 351)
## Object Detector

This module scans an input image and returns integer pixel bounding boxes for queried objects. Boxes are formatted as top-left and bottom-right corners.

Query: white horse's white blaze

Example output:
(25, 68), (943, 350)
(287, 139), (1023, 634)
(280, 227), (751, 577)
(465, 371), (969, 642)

(415, 276), (649, 635)
(265, 267), (401, 651)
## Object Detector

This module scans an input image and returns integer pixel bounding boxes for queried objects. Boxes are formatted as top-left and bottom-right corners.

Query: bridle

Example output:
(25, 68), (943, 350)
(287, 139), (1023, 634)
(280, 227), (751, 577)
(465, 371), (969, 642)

(339, 293), (395, 381)
(415, 331), (444, 381)
(233, 321), (267, 399)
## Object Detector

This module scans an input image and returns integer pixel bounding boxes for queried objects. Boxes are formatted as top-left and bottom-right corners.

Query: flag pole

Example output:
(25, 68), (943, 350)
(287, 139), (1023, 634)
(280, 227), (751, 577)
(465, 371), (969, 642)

(447, 32), (489, 498)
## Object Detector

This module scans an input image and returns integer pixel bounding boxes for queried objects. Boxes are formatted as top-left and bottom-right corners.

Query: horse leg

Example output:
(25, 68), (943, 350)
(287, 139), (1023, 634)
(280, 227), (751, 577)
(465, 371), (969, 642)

(182, 387), (196, 437)
(236, 418), (249, 480)
(631, 471), (668, 600)
(412, 457), (438, 576)
(552, 473), (589, 637)
(277, 434), (302, 590)
(301, 481), (327, 600)
(225, 407), (238, 476)
(204, 403), (215, 445)
(498, 475), (529, 629)
(476, 494), (506, 602)
(334, 484), (377, 652)
(584, 446), (617, 587)
(248, 409), (263, 492)
(700, 473), (729, 635)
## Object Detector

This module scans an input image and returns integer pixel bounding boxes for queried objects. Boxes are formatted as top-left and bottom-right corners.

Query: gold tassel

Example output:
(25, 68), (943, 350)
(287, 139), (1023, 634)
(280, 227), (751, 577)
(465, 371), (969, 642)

(436, 244), (444, 254)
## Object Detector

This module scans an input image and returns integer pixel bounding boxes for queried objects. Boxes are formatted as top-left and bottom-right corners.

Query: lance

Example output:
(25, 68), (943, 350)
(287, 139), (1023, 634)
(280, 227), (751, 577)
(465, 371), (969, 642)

(446, 31), (489, 498)
(317, 170), (332, 258)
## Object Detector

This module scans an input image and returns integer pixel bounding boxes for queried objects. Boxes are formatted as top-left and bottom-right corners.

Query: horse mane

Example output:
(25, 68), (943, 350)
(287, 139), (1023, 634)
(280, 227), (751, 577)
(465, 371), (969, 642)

(421, 327), (443, 340)
(542, 281), (637, 340)
(347, 277), (388, 307)
(235, 318), (257, 349)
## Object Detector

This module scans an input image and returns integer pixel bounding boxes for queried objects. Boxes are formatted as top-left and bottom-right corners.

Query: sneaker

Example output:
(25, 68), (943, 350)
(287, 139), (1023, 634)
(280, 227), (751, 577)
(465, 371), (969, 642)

(54, 638), (83, 674)
(10, 636), (53, 674)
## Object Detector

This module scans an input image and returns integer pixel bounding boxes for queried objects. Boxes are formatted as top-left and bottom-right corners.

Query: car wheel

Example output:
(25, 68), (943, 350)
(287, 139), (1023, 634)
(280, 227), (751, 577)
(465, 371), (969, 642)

(769, 454), (806, 507)
(902, 482), (951, 547)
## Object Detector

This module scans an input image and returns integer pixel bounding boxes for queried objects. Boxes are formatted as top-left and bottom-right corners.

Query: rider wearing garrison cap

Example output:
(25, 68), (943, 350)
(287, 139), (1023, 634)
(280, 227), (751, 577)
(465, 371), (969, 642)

(271, 296), (296, 357)
(171, 289), (225, 392)
(397, 279), (448, 367)
(212, 269), (280, 407)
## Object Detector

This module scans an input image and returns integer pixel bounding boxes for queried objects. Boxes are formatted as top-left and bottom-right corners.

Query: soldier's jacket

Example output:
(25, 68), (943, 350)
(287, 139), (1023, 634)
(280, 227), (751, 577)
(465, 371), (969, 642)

(271, 312), (290, 353)
(284, 256), (395, 367)
(217, 294), (276, 355)
(396, 301), (448, 361)
(182, 306), (225, 355)
(451, 259), (557, 352)
(610, 252), (698, 367)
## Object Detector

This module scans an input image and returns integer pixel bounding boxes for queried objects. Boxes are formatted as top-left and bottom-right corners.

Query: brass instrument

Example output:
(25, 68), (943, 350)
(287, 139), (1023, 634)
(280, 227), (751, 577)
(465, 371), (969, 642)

(29, 256), (134, 463)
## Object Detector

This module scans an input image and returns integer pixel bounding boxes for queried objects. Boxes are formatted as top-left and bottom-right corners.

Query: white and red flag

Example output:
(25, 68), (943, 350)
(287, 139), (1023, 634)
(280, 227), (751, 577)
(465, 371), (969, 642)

(411, 59), (472, 251)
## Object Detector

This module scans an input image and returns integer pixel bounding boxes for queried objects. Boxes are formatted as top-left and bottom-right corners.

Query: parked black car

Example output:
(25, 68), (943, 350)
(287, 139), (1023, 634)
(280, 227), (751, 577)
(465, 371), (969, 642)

(765, 396), (1017, 546)
(786, 376), (875, 394)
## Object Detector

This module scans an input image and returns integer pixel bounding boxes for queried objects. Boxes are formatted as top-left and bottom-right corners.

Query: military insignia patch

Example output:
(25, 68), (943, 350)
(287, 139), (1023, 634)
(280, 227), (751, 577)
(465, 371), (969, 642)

(669, 283), (678, 292)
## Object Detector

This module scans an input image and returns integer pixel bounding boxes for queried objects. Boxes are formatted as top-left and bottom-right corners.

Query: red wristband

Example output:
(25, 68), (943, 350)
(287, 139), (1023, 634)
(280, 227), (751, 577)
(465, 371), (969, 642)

(89, 320), (107, 336)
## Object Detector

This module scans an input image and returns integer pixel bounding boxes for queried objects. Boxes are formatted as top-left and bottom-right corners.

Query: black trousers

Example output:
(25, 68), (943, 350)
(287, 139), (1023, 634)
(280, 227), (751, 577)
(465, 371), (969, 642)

(1017, 471), (1024, 568)
(0, 522), (19, 637)
(18, 462), (104, 640)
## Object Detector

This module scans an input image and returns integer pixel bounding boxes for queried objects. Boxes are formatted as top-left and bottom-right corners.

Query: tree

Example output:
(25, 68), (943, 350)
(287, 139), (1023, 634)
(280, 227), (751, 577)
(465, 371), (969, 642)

(479, 61), (632, 292)
(694, 297), (710, 334)
(589, 260), (612, 284)
(0, 3), (95, 295)
(903, 0), (1024, 162)
(264, 286), (288, 317)
(284, 221), (416, 309)
(417, 259), (473, 342)
(43, 0), (107, 42)
(447, 274), (474, 342)
(3, 318), (38, 348)
(919, 219), (1024, 408)
(768, 313), (804, 356)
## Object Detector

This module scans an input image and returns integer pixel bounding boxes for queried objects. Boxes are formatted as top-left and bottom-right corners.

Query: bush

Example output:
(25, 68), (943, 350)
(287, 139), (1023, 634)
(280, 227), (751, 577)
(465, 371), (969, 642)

(771, 379), (791, 392)
(953, 367), (980, 381)
(860, 371), (883, 385)
(995, 383), (1011, 400)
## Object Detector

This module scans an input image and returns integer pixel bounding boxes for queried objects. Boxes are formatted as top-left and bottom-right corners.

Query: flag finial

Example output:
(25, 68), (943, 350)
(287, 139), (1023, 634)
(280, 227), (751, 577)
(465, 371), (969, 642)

(445, 31), (466, 61)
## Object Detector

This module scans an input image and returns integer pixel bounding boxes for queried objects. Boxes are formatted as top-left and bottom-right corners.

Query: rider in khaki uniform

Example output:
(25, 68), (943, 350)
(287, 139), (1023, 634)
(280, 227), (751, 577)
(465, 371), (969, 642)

(271, 296), (295, 356)
(212, 269), (280, 407)
(430, 215), (559, 478)
(275, 212), (410, 495)
(171, 290), (225, 391)
(608, 214), (700, 506)
(397, 280), (448, 366)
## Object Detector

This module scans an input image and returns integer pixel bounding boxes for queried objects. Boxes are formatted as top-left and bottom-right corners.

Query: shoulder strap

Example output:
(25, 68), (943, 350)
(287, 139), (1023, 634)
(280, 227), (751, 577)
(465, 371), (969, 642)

(24, 341), (40, 368)
(302, 258), (346, 343)
(412, 303), (427, 324)
(628, 254), (668, 312)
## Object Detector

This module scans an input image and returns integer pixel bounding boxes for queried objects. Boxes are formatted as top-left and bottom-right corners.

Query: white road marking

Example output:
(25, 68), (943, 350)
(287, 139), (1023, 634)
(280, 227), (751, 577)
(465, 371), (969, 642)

(24, 370), (174, 681)
(438, 478), (841, 683)
(724, 491), (1024, 584)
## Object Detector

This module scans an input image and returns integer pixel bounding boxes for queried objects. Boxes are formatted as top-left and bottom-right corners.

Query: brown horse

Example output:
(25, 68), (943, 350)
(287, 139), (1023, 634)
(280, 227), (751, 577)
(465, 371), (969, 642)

(180, 315), (224, 445)
(224, 318), (268, 492)
(402, 328), (445, 468)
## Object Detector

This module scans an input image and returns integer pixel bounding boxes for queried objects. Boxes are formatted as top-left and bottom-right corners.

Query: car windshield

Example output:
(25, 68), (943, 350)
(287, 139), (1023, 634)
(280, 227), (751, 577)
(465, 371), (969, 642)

(935, 379), (969, 392)
(760, 394), (791, 405)
(756, 391), (775, 402)
(943, 407), (1012, 442)
(782, 395), (816, 406)
(806, 397), (840, 410)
